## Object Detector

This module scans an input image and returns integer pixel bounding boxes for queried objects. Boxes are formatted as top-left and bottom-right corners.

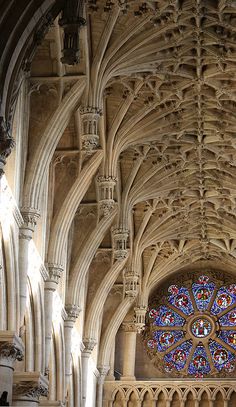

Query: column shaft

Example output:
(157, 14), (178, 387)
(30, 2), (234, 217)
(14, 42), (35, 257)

(121, 325), (137, 380)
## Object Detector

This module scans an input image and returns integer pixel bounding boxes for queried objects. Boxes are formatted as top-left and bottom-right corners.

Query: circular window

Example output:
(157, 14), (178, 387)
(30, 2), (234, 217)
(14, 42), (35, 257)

(144, 275), (236, 378)
(191, 318), (212, 338)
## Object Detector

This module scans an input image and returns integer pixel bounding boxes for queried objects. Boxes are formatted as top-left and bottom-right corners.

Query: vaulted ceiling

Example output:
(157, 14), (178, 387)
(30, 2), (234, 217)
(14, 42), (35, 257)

(5, 0), (236, 353)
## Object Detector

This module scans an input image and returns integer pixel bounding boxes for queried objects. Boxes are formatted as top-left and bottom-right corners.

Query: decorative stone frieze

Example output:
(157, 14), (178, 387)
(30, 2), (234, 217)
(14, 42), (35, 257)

(112, 228), (129, 261)
(123, 269), (139, 297)
(97, 175), (117, 217)
(80, 106), (102, 151)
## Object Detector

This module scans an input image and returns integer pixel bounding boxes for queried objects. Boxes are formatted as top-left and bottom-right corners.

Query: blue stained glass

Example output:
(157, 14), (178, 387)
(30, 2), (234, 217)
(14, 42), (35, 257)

(211, 287), (236, 315)
(153, 305), (185, 327)
(209, 340), (235, 371)
(188, 345), (211, 375)
(219, 309), (236, 327)
(168, 287), (194, 315)
(164, 340), (192, 371)
(192, 281), (215, 311)
(218, 331), (236, 350)
(153, 330), (184, 352)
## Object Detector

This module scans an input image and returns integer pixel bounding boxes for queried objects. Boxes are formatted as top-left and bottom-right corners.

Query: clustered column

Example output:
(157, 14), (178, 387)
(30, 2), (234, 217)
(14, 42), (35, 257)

(81, 338), (97, 406)
(44, 263), (63, 374)
(64, 304), (81, 386)
(19, 208), (40, 330)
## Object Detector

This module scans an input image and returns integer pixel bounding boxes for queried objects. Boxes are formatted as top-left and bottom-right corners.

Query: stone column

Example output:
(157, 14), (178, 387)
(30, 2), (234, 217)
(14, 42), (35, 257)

(0, 332), (24, 405)
(112, 227), (129, 261)
(96, 366), (109, 407)
(96, 176), (117, 218)
(194, 400), (199, 407)
(64, 305), (81, 387)
(12, 372), (48, 407)
(44, 264), (63, 375)
(81, 338), (97, 407)
(120, 323), (138, 381)
(80, 107), (102, 151)
(19, 208), (40, 329)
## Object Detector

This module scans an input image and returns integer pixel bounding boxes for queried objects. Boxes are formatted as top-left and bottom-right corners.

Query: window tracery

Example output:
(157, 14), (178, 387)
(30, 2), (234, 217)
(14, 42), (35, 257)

(144, 275), (236, 378)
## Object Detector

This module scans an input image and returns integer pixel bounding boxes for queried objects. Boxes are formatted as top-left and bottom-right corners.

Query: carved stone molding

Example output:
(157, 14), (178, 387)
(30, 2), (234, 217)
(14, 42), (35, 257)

(112, 227), (129, 261)
(0, 332), (24, 366)
(121, 322), (138, 333)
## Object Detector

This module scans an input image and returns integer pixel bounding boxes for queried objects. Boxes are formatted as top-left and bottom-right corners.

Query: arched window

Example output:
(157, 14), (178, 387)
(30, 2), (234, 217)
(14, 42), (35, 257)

(144, 274), (236, 378)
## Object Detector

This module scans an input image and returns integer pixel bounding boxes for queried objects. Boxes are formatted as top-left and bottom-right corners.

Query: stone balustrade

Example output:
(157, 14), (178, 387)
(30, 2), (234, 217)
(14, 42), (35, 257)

(103, 379), (236, 407)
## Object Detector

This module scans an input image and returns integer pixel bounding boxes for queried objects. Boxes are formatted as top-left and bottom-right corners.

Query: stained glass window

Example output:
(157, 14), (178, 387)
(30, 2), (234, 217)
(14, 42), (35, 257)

(144, 275), (236, 378)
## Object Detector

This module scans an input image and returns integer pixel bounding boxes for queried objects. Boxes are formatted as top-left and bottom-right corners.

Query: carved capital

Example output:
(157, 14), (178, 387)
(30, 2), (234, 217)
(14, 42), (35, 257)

(20, 207), (40, 232)
(0, 117), (14, 176)
(0, 342), (23, 364)
(46, 263), (63, 285)
(13, 382), (48, 400)
(83, 337), (97, 353)
(121, 322), (138, 333)
(0, 333), (24, 366)
(97, 365), (110, 384)
(65, 304), (81, 322)
(13, 372), (48, 401)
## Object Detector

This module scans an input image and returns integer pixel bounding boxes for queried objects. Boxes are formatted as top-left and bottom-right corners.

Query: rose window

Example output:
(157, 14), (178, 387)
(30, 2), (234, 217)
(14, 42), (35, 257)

(144, 275), (236, 378)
